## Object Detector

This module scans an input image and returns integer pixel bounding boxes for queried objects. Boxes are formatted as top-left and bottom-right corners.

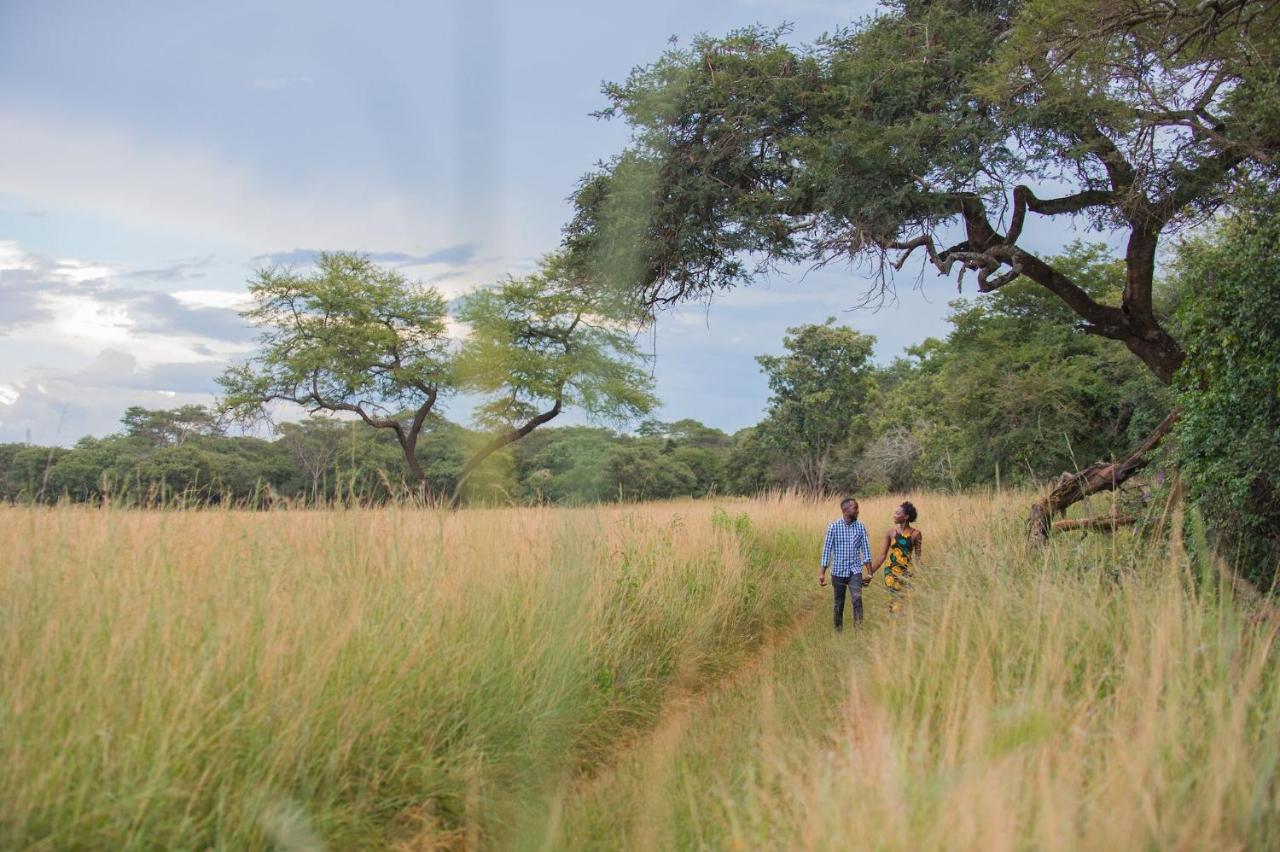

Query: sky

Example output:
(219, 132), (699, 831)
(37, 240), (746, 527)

(0, 0), (1101, 444)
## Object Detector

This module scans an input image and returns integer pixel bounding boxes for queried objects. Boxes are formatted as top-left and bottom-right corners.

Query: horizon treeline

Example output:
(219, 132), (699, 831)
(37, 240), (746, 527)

(0, 243), (1170, 507)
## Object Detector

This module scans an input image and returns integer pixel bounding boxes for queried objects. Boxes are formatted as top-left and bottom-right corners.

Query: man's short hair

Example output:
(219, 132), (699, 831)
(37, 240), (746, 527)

(840, 497), (857, 508)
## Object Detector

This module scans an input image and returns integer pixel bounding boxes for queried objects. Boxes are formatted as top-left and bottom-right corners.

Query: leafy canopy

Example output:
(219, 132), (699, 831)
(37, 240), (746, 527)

(755, 319), (877, 493)
(894, 243), (1168, 486)
(219, 252), (451, 430)
(566, 0), (1280, 382)
(455, 253), (657, 432)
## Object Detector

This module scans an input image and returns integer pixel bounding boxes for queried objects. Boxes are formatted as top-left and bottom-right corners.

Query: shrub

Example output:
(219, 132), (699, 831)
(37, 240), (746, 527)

(1172, 198), (1280, 590)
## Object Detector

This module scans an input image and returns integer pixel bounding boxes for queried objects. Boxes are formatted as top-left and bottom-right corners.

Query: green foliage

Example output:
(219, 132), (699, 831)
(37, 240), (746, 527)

(637, 418), (733, 449)
(602, 443), (698, 502)
(566, 1), (1279, 383)
(755, 319), (877, 493)
(713, 244), (1168, 496)
(220, 252), (452, 426)
(1172, 199), (1280, 589)
(455, 253), (657, 431)
(276, 417), (350, 498)
(218, 251), (453, 485)
(896, 244), (1168, 486)
(723, 427), (772, 495)
(0, 444), (66, 501)
(571, 0), (1280, 295)
(512, 427), (620, 504)
(120, 405), (224, 447)
(215, 251), (659, 497)
(3, 244), (1173, 506)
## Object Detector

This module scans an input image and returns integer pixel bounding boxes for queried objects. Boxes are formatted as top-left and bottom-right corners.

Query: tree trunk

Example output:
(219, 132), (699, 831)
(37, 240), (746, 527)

(449, 395), (564, 508)
(1027, 410), (1177, 544)
(399, 434), (426, 485)
(1052, 515), (1136, 533)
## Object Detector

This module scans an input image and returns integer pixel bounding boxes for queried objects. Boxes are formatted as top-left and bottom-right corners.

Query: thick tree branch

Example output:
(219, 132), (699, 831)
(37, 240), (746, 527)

(407, 388), (439, 443)
(884, 192), (1184, 381)
(451, 382), (567, 505)
(1028, 410), (1178, 543)
(1007, 247), (1129, 334)
(1052, 515), (1137, 533)
(1005, 185), (1117, 244)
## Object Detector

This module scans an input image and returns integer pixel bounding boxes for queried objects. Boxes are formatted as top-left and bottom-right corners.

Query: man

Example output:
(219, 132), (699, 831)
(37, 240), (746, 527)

(819, 497), (872, 630)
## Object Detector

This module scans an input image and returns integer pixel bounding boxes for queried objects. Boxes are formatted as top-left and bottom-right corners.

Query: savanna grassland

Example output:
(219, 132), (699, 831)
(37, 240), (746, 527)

(2, 493), (1278, 850)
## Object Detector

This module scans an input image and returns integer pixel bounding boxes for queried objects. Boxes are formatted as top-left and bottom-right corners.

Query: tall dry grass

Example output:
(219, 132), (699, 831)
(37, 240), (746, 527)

(0, 497), (821, 849)
(547, 491), (1280, 850)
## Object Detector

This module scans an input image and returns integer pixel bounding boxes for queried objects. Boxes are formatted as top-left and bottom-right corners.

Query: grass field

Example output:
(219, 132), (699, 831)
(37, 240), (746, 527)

(2, 493), (1277, 849)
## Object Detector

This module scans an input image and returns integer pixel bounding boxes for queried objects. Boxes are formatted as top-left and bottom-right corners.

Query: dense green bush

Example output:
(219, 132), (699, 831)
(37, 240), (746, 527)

(1172, 200), (1280, 590)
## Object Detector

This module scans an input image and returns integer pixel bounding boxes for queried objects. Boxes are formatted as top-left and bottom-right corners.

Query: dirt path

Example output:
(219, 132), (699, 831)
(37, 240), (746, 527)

(537, 596), (824, 848)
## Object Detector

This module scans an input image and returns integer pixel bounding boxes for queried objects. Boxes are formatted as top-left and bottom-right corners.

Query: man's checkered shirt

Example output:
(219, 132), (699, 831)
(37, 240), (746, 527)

(820, 519), (872, 578)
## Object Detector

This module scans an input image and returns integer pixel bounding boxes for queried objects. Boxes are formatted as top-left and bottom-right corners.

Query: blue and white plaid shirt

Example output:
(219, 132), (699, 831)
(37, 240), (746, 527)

(820, 518), (872, 578)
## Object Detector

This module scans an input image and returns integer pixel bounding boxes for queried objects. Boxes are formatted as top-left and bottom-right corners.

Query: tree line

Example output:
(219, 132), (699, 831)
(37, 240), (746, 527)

(0, 241), (1168, 504)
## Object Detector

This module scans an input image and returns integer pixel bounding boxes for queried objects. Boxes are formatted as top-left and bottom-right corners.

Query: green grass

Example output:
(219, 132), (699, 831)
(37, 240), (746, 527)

(3, 493), (1277, 849)
(0, 499), (815, 849)
(542, 493), (1280, 850)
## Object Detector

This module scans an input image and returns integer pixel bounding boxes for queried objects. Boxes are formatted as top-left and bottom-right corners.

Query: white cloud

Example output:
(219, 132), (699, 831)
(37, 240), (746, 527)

(0, 240), (34, 271)
(172, 289), (254, 311)
(0, 241), (255, 365)
(46, 291), (134, 345)
(0, 109), (456, 253)
(0, 349), (222, 443)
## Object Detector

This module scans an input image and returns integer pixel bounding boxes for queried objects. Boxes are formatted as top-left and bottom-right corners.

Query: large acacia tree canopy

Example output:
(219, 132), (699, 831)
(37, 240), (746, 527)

(565, 0), (1280, 383)
(218, 252), (452, 428)
(217, 252), (454, 484)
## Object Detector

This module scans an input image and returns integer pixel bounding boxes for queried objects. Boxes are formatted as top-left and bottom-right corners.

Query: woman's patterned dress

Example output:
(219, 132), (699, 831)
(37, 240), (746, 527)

(884, 528), (916, 613)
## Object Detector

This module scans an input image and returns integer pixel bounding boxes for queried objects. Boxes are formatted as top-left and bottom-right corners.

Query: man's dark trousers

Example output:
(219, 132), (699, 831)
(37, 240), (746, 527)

(832, 573), (863, 630)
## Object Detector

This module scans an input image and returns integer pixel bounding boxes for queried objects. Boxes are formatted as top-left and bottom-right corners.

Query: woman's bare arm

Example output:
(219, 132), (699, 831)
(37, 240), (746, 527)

(868, 531), (891, 577)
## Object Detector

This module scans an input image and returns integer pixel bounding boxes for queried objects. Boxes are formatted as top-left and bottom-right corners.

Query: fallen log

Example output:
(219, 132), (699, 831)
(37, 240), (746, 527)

(1052, 515), (1137, 533)
(1028, 410), (1178, 544)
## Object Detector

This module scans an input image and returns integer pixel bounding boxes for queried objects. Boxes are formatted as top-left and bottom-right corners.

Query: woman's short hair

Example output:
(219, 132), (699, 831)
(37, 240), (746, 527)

(900, 501), (918, 523)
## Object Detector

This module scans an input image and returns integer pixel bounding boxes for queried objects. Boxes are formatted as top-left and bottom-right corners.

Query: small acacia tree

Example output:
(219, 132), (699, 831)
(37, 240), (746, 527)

(566, 0), (1280, 537)
(755, 320), (877, 494)
(218, 252), (452, 491)
(121, 405), (224, 448)
(453, 253), (658, 501)
(276, 418), (347, 503)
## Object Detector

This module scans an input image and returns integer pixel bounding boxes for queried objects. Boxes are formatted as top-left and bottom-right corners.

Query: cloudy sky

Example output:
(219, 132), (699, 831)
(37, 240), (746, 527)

(0, 0), (1090, 444)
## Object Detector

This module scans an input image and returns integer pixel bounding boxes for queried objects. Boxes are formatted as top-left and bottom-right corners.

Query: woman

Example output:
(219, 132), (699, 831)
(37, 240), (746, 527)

(867, 501), (922, 613)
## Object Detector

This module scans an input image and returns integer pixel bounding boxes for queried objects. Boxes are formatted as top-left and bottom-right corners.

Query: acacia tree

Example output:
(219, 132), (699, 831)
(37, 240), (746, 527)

(755, 320), (877, 494)
(277, 418), (347, 502)
(453, 253), (657, 502)
(121, 405), (224, 447)
(565, 0), (1280, 537)
(218, 252), (452, 491)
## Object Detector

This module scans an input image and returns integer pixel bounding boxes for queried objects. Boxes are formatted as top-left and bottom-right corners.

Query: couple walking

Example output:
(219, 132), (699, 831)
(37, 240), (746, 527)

(818, 497), (922, 629)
